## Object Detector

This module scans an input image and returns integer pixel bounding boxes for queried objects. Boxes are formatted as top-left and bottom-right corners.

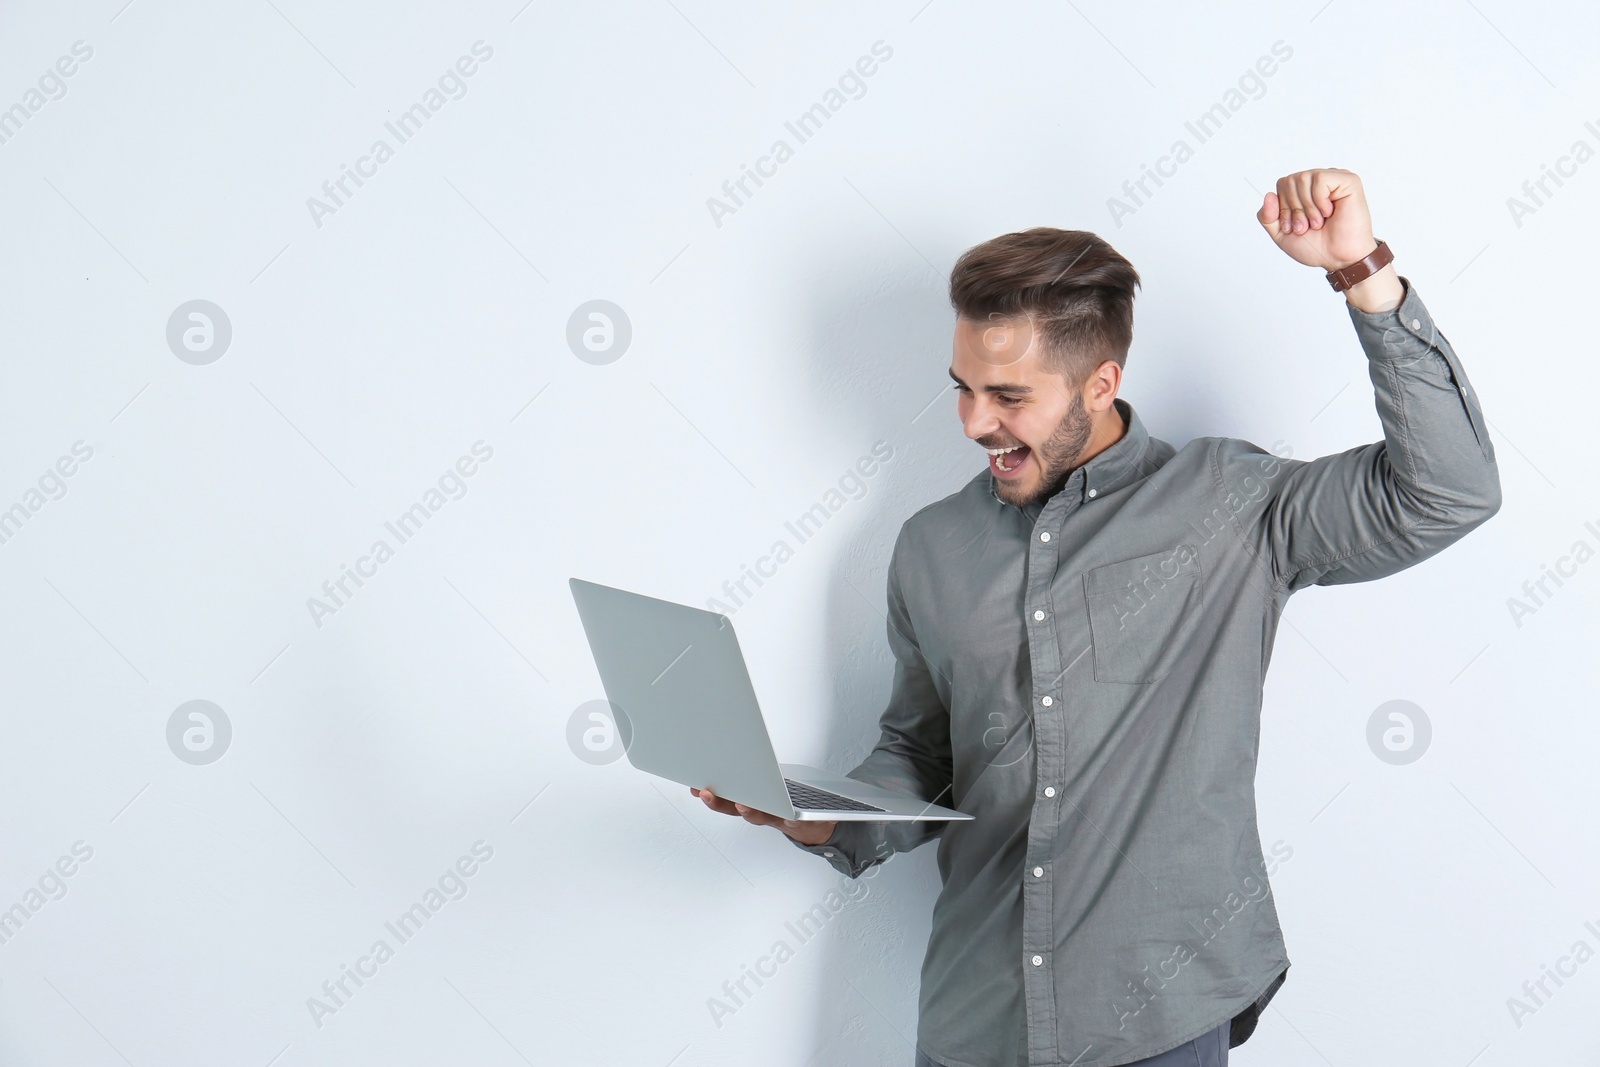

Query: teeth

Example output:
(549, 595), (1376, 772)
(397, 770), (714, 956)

(994, 449), (1024, 472)
(984, 445), (1022, 456)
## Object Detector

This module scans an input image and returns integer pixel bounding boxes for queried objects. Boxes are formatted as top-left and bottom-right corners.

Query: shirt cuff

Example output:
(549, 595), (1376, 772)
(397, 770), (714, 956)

(1345, 274), (1441, 362)
(787, 826), (870, 878)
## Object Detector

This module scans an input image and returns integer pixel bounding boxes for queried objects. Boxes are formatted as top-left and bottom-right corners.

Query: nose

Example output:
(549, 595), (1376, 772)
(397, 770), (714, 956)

(962, 397), (1000, 441)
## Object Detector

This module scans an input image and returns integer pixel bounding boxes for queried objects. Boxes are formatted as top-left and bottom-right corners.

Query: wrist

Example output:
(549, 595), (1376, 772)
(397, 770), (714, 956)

(1343, 262), (1403, 313)
(1327, 238), (1380, 275)
(1325, 236), (1401, 313)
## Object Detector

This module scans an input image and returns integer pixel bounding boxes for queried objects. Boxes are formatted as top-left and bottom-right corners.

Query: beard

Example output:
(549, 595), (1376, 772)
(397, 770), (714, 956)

(994, 388), (1095, 509)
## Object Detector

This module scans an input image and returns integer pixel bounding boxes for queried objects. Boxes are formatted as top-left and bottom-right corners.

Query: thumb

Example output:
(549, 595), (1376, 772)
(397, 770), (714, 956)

(1256, 191), (1288, 240)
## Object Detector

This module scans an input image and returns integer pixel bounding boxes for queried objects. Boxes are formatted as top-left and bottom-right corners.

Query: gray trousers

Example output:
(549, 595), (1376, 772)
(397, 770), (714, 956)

(914, 1018), (1229, 1067)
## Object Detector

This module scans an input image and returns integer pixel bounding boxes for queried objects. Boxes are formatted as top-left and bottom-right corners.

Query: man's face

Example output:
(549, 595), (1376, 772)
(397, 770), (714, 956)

(950, 314), (1098, 509)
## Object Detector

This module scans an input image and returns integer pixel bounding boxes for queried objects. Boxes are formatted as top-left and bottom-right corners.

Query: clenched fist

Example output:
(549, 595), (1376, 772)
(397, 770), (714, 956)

(1258, 167), (1403, 312)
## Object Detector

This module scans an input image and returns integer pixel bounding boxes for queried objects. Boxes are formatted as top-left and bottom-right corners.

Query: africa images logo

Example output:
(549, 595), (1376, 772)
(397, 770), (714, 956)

(167, 701), (231, 765)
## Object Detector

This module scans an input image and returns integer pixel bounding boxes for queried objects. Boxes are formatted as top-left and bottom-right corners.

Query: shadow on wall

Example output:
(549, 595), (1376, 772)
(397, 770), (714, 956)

(787, 252), (976, 1066)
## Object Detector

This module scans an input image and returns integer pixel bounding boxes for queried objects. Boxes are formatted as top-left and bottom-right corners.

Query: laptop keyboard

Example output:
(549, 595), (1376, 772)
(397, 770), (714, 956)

(784, 778), (887, 813)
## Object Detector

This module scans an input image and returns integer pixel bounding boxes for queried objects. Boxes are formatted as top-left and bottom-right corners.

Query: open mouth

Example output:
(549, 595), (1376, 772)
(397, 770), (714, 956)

(986, 444), (1032, 479)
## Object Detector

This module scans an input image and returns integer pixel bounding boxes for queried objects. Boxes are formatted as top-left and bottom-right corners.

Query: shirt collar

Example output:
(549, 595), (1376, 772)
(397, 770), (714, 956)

(988, 397), (1152, 514)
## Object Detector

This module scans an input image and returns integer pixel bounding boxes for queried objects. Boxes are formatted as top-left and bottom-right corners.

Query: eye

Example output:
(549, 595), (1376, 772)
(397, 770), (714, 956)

(998, 394), (1024, 406)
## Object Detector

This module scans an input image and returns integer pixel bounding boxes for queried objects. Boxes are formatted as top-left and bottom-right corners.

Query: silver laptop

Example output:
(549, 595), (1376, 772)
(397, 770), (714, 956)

(569, 578), (971, 823)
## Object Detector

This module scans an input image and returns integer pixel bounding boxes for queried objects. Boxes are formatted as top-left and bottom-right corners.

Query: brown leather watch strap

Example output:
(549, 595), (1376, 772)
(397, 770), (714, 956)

(1325, 239), (1393, 292)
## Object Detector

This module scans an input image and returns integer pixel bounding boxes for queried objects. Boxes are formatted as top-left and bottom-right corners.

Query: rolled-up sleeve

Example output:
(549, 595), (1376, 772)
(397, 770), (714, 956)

(1222, 274), (1502, 592)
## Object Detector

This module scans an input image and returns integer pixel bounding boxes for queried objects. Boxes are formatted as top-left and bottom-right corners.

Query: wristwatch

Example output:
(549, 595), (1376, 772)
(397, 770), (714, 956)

(1325, 239), (1392, 292)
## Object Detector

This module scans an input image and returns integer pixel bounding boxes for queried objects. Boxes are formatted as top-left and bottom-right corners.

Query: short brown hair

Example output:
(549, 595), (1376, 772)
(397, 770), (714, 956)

(948, 228), (1141, 385)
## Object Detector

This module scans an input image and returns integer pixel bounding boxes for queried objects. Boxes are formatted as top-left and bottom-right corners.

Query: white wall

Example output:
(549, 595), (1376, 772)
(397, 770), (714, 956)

(0, 1), (1595, 1064)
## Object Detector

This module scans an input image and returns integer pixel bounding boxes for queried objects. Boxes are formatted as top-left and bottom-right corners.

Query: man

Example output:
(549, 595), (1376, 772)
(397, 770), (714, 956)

(692, 168), (1501, 1066)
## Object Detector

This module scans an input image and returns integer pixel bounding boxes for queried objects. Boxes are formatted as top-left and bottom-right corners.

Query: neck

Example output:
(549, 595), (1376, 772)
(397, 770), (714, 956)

(1073, 401), (1128, 468)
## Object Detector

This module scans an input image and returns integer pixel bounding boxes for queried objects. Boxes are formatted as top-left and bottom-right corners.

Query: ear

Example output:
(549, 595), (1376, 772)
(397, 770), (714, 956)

(1083, 359), (1121, 411)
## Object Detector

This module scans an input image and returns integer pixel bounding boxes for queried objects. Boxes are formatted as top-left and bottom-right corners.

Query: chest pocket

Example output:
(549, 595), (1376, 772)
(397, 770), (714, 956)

(1083, 544), (1203, 684)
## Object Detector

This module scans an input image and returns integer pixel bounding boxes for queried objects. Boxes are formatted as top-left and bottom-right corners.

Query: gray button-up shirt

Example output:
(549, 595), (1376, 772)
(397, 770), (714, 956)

(791, 275), (1501, 1067)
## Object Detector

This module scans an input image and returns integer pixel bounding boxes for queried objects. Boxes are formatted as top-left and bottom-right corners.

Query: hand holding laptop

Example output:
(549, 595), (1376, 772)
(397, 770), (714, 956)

(690, 786), (837, 846)
(570, 578), (971, 826)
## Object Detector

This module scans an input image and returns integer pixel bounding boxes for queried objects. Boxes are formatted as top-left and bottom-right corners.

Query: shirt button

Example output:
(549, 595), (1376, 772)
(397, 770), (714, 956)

(1043, 787), (1056, 798)
(1410, 318), (1421, 330)
(1087, 488), (1097, 498)
(823, 851), (834, 858)
(1041, 695), (1053, 707)
(1032, 955), (1044, 967)
(1033, 609), (1045, 621)
(1039, 531), (1050, 542)
(1033, 866), (1044, 877)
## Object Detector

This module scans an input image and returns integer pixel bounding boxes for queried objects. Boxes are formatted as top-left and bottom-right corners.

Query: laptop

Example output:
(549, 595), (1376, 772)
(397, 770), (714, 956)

(569, 578), (972, 823)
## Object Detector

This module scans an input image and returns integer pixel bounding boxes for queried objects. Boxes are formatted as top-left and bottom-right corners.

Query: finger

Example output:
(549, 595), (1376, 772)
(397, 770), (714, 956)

(1308, 170), (1336, 224)
(731, 802), (786, 828)
(1294, 171), (1321, 229)
(692, 787), (742, 817)
(1275, 174), (1302, 236)
(1283, 172), (1312, 235)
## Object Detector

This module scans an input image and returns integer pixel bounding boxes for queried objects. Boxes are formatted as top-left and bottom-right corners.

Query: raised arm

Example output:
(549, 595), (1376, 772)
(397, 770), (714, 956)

(1225, 168), (1501, 591)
